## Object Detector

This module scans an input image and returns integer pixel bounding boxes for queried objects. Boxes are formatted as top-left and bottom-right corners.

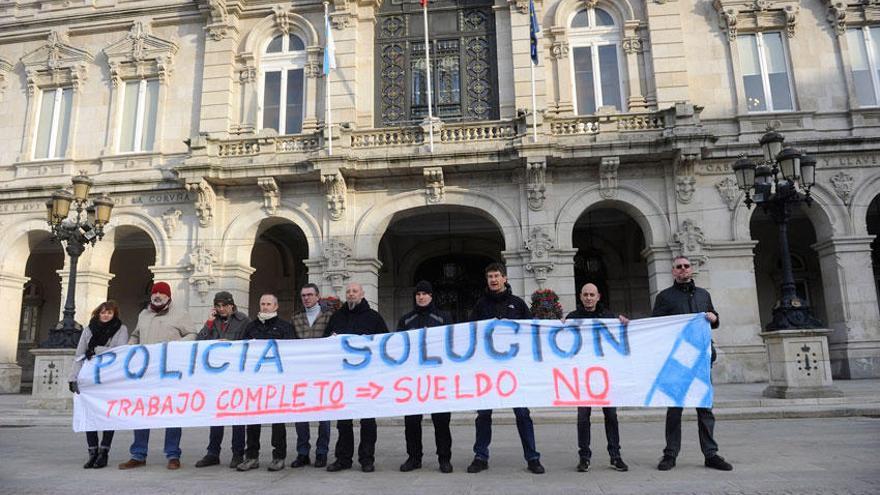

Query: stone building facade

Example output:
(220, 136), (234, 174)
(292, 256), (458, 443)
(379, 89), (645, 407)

(0, 0), (879, 393)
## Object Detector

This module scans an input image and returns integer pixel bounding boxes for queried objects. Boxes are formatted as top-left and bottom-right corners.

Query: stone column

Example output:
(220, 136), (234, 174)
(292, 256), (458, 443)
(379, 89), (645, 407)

(644, 0), (690, 108)
(199, 29), (239, 135)
(150, 265), (198, 325)
(0, 272), (27, 393)
(641, 244), (674, 303)
(347, 258), (382, 310)
(216, 263), (256, 315)
(501, 249), (529, 303)
(56, 269), (113, 325)
(622, 23), (648, 111)
(813, 236), (880, 378)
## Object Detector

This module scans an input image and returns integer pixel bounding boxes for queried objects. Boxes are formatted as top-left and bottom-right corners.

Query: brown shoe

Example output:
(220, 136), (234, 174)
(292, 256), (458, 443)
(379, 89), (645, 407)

(118, 459), (146, 470)
(167, 458), (181, 470)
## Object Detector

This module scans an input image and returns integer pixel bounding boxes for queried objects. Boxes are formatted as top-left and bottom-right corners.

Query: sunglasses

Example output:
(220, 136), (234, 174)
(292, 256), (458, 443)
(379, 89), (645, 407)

(674, 264), (691, 269)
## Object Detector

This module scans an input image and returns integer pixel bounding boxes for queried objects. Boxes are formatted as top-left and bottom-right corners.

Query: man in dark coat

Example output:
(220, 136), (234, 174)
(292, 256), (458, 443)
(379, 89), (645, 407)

(236, 294), (296, 473)
(652, 255), (733, 472)
(324, 282), (388, 473)
(396, 280), (454, 474)
(195, 291), (250, 469)
(565, 283), (630, 473)
(467, 262), (544, 475)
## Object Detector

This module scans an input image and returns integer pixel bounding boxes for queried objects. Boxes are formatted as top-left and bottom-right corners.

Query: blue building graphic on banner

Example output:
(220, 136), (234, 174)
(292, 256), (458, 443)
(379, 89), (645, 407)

(644, 315), (713, 407)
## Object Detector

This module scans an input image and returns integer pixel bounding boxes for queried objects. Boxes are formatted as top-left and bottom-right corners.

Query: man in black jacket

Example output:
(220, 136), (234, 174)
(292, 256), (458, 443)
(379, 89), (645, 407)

(565, 283), (630, 473)
(396, 280), (454, 474)
(324, 282), (388, 473)
(651, 256), (733, 472)
(467, 263), (544, 475)
(237, 294), (296, 473)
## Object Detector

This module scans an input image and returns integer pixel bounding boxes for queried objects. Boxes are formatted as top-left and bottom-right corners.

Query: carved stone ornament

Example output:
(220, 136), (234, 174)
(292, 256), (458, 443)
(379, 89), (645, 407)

(185, 179), (216, 227)
(599, 157), (620, 199)
(713, 0), (800, 41)
(0, 58), (11, 102)
(20, 30), (93, 96)
(823, 1), (880, 37)
(273, 5), (291, 35)
(322, 170), (347, 221)
(257, 177), (280, 215)
(524, 227), (555, 288)
(673, 219), (708, 271)
(526, 160), (547, 211)
(330, 0), (355, 30)
(715, 177), (741, 211)
(829, 171), (855, 205)
(508, 0), (530, 15)
(188, 243), (217, 301)
(424, 167), (445, 204)
(104, 21), (179, 86)
(675, 153), (699, 204)
(548, 26), (569, 60)
(323, 238), (352, 293)
(204, 0), (238, 41)
(161, 208), (182, 237)
(622, 37), (643, 54)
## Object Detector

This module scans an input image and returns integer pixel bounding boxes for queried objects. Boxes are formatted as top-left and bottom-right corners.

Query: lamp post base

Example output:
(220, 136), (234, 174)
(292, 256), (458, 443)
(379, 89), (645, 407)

(760, 329), (843, 399)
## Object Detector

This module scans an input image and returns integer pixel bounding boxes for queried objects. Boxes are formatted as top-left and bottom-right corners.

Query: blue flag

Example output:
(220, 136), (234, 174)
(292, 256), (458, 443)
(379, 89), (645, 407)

(323, 10), (336, 75)
(529, 0), (540, 65)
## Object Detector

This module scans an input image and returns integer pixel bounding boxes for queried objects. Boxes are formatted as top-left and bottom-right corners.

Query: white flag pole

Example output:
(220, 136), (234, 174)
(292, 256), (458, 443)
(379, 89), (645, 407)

(324, 2), (333, 156)
(530, 61), (538, 143)
(422, 2), (434, 153)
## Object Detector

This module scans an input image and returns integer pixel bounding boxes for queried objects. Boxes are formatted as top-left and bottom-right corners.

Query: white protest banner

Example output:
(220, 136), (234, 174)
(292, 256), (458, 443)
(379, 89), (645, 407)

(72, 314), (713, 432)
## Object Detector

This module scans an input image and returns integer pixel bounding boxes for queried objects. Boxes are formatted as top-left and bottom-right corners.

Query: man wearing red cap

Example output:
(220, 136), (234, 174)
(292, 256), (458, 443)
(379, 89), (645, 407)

(118, 281), (196, 471)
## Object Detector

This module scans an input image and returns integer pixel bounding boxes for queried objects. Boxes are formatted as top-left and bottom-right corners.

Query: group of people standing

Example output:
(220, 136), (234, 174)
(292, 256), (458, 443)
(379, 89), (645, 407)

(69, 256), (733, 474)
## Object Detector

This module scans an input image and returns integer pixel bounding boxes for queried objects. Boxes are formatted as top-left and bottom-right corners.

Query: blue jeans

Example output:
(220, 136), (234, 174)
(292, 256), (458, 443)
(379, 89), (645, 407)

(295, 421), (331, 457)
(473, 408), (539, 462)
(130, 428), (182, 461)
(207, 425), (245, 457)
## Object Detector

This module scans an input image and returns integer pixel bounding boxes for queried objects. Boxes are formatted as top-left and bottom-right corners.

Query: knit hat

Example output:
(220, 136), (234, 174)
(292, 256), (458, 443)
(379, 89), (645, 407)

(414, 280), (433, 295)
(213, 291), (235, 305)
(151, 282), (172, 297)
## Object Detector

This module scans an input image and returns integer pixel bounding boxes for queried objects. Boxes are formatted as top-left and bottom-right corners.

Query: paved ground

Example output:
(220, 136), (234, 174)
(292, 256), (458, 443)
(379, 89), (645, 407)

(1, 416), (878, 494)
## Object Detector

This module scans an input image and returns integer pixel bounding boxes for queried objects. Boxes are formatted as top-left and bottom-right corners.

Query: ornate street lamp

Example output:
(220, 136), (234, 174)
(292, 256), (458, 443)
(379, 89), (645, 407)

(43, 172), (114, 347)
(732, 130), (821, 330)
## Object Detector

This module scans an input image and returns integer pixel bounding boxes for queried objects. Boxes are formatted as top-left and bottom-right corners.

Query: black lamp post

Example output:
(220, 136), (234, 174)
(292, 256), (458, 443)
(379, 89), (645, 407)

(43, 172), (114, 348)
(732, 130), (822, 330)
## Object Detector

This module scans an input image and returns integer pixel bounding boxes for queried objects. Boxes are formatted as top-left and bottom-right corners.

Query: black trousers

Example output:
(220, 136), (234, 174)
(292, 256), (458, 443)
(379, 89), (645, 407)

(334, 418), (377, 466)
(245, 423), (287, 460)
(663, 407), (718, 458)
(86, 431), (114, 449)
(576, 407), (620, 460)
(404, 412), (452, 462)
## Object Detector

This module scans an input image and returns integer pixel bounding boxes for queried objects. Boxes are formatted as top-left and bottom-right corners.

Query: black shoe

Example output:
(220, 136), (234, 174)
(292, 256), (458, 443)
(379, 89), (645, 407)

(326, 461), (351, 472)
(361, 462), (375, 473)
(94, 448), (109, 469)
(610, 457), (629, 472)
(527, 459), (545, 474)
(466, 458), (488, 473)
(228, 455), (244, 469)
(195, 455), (220, 468)
(705, 455), (733, 471)
(576, 457), (590, 472)
(314, 454), (327, 468)
(439, 460), (453, 473)
(290, 455), (310, 468)
(399, 457), (422, 472)
(657, 455), (676, 471)
(84, 448), (99, 469)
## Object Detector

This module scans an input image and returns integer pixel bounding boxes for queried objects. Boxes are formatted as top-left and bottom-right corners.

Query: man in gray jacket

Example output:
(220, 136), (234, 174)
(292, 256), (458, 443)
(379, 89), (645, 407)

(194, 291), (250, 469)
(118, 282), (196, 471)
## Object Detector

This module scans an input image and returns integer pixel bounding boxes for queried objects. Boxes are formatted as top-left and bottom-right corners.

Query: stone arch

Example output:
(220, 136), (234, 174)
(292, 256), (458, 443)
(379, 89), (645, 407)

(731, 183), (844, 241)
(555, 184), (670, 250)
(552, 0), (637, 27)
(396, 238), (503, 281)
(850, 170), (880, 236)
(240, 11), (320, 60)
(221, 203), (321, 267)
(102, 211), (169, 266)
(353, 188), (522, 259)
(0, 217), (53, 275)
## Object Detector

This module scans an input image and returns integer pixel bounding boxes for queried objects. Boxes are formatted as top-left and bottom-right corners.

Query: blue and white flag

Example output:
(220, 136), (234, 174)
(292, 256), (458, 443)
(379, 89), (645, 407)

(529, 0), (540, 65)
(323, 8), (336, 75)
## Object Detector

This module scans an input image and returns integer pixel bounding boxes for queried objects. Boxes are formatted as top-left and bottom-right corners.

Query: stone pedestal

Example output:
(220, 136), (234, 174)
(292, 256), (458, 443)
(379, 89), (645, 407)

(28, 348), (76, 410)
(0, 363), (22, 394)
(760, 329), (843, 399)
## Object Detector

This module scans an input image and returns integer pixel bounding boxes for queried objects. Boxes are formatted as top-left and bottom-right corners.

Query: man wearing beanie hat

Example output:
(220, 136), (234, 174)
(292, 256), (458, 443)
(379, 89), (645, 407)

(395, 280), (454, 473)
(119, 281), (196, 471)
(194, 291), (250, 469)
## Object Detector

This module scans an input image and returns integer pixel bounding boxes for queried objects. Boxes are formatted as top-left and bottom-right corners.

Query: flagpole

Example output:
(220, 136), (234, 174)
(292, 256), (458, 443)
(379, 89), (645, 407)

(324, 1), (333, 156)
(528, 0), (539, 143)
(422, 1), (434, 153)
(530, 60), (538, 143)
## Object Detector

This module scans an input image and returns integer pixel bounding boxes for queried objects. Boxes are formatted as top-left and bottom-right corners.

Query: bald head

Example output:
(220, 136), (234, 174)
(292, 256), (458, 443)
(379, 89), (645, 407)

(345, 282), (364, 309)
(579, 283), (601, 311)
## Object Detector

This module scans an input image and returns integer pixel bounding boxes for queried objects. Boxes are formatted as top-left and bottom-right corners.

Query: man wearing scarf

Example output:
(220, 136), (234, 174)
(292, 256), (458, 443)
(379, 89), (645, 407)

(119, 281), (195, 471)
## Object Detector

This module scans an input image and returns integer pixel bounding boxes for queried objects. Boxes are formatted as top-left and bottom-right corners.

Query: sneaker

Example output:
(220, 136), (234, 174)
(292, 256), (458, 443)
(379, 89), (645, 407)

(527, 459), (545, 474)
(267, 458), (286, 471)
(466, 458), (488, 473)
(610, 457), (629, 472)
(704, 455), (733, 471)
(326, 460), (351, 472)
(399, 457), (422, 472)
(118, 459), (146, 470)
(229, 455), (244, 469)
(657, 455), (676, 471)
(290, 455), (310, 468)
(576, 457), (590, 472)
(439, 460), (453, 473)
(237, 458), (260, 471)
(166, 459), (181, 470)
(195, 455), (220, 468)
(314, 454), (328, 468)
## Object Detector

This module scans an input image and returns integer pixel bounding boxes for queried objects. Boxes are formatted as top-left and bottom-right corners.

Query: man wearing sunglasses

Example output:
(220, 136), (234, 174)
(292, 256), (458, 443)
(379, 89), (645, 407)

(652, 256), (733, 472)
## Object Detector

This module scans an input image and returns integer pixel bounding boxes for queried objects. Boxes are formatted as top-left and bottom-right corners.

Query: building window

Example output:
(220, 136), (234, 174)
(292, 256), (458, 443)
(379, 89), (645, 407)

(119, 79), (159, 152)
(33, 87), (73, 159)
(737, 32), (794, 112)
(260, 34), (306, 135)
(846, 27), (880, 107)
(569, 7), (624, 115)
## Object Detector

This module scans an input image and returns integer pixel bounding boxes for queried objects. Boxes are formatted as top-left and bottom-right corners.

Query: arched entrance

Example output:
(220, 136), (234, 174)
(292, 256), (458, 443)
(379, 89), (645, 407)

(869, 194), (880, 312)
(750, 205), (827, 329)
(107, 226), (157, 332)
(571, 207), (650, 317)
(17, 232), (64, 385)
(248, 219), (309, 319)
(377, 207), (504, 325)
